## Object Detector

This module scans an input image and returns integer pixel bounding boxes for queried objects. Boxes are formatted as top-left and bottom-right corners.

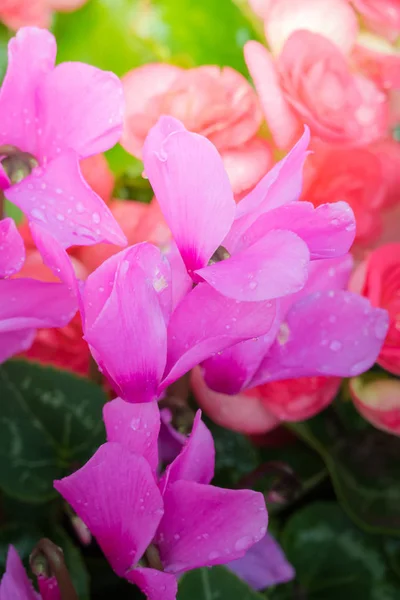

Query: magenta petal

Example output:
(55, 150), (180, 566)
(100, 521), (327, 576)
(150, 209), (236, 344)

(0, 218), (25, 277)
(227, 533), (295, 590)
(38, 62), (124, 161)
(159, 410), (215, 494)
(0, 164), (10, 191)
(143, 116), (236, 273)
(54, 443), (164, 577)
(0, 278), (76, 331)
(6, 151), (126, 249)
(196, 230), (310, 302)
(0, 330), (35, 363)
(0, 545), (39, 600)
(162, 283), (278, 387)
(103, 398), (160, 473)
(252, 291), (389, 384)
(226, 127), (310, 249)
(37, 576), (60, 600)
(0, 28), (56, 156)
(84, 248), (167, 403)
(125, 567), (177, 600)
(233, 202), (356, 260)
(156, 480), (268, 573)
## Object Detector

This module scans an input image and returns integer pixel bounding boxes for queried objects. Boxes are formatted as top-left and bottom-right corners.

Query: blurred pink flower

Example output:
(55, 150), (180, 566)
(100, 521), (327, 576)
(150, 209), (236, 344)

(245, 32), (389, 149)
(0, 0), (87, 29)
(350, 0), (400, 42)
(121, 64), (272, 196)
(352, 32), (400, 91)
(350, 375), (400, 435)
(351, 243), (400, 376)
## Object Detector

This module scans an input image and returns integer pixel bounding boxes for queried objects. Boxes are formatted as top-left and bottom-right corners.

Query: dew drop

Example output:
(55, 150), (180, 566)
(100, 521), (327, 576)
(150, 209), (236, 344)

(56, 213), (65, 221)
(76, 202), (85, 213)
(31, 208), (46, 222)
(173, 534), (180, 541)
(234, 536), (252, 552)
(329, 340), (341, 352)
(92, 212), (101, 224)
(249, 281), (258, 290)
(375, 319), (388, 340)
(208, 551), (220, 560)
(130, 418), (141, 431)
(56, 188), (63, 194)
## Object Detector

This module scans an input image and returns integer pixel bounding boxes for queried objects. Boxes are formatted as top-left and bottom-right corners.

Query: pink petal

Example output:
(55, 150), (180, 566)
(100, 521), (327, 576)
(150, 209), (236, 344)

(252, 291), (389, 383)
(222, 137), (273, 197)
(6, 151), (126, 249)
(0, 27), (56, 156)
(299, 254), (353, 294)
(226, 127), (310, 249)
(232, 201), (356, 259)
(163, 283), (278, 387)
(156, 480), (268, 573)
(196, 230), (310, 302)
(227, 532), (295, 590)
(0, 164), (10, 191)
(125, 568), (177, 600)
(83, 247), (167, 403)
(350, 376), (400, 436)
(121, 64), (182, 158)
(265, 0), (358, 56)
(244, 41), (301, 149)
(143, 116), (236, 274)
(103, 398), (160, 473)
(164, 243), (193, 311)
(0, 330), (35, 363)
(248, 0), (274, 19)
(54, 443), (164, 577)
(38, 62), (124, 161)
(191, 366), (280, 435)
(37, 576), (60, 600)
(0, 218), (25, 277)
(159, 410), (215, 494)
(0, 278), (76, 332)
(0, 546), (39, 600)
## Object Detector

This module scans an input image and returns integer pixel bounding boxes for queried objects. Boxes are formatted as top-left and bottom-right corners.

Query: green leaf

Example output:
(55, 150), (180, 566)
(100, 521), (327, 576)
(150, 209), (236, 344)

(51, 527), (90, 600)
(289, 401), (400, 535)
(0, 360), (106, 502)
(271, 503), (400, 600)
(54, 0), (259, 76)
(178, 566), (267, 600)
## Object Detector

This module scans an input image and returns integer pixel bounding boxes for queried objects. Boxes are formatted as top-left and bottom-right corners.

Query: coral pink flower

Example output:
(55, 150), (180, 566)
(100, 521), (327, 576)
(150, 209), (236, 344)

(350, 243), (400, 376)
(55, 400), (268, 600)
(0, 0), (87, 30)
(303, 144), (387, 247)
(352, 32), (400, 91)
(0, 545), (60, 600)
(0, 27), (126, 250)
(350, 0), (400, 42)
(350, 375), (400, 435)
(80, 153), (115, 203)
(245, 32), (389, 149)
(262, 0), (358, 56)
(121, 64), (272, 196)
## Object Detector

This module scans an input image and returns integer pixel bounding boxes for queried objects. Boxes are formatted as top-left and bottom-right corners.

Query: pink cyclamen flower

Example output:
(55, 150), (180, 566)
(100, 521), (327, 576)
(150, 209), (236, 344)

(121, 64), (272, 196)
(143, 116), (356, 302)
(0, 27), (126, 250)
(350, 0), (400, 42)
(350, 375), (400, 436)
(244, 32), (389, 150)
(0, 0), (87, 30)
(54, 399), (268, 600)
(193, 255), (389, 432)
(0, 217), (76, 363)
(0, 544), (59, 600)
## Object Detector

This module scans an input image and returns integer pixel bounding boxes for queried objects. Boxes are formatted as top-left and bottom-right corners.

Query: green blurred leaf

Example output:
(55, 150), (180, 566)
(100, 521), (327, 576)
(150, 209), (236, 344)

(54, 0), (259, 76)
(52, 527), (90, 600)
(0, 360), (106, 502)
(289, 402), (400, 535)
(4, 199), (23, 224)
(0, 24), (10, 84)
(178, 566), (266, 600)
(271, 503), (400, 600)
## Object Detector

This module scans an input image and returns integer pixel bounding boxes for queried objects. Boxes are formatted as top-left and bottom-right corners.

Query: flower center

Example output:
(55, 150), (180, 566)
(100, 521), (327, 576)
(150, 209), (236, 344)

(139, 544), (164, 571)
(208, 245), (230, 266)
(0, 144), (38, 185)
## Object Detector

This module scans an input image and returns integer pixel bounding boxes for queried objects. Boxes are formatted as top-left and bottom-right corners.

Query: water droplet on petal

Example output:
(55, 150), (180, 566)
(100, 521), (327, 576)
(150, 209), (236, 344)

(92, 212), (101, 224)
(375, 319), (388, 340)
(76, 202), (85, 213)
(234, 536), (252, 552)
(330, 340), (341, 352)
(173, 534), (180, 541)
(31, 208), (46, 222)
(208, 551), (220, 560)
(56, 214), (65, 221)
(249, 281), (258, 290)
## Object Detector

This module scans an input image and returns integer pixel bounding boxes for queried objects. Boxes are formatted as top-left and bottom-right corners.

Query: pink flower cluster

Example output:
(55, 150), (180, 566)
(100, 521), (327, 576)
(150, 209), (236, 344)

(0, 0), (87, 30)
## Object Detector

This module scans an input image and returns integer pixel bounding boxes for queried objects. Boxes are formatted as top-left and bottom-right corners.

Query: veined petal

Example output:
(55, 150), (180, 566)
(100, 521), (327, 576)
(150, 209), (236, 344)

(125, 568), (177, 600)
(38, 62), (124, 161)
(159, 410), (215, 494)
(54, 443), (164, 577)
(6, 151), (126, 249)
(156, 481), (268, 573)
(103, 398), (160, 474)
(0, 218), (25, 277)
(143, 116), (236, 274)
(252, 291), (389, 384)
(232, 201), (356, 259)
(162, 283), (277, 388)
(84, 248), (167, 403)
(227, 533), (295, 590)
(0, 546), (39, 600)
(196, 230), (310, 302)
(0, 27), (56, 156)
